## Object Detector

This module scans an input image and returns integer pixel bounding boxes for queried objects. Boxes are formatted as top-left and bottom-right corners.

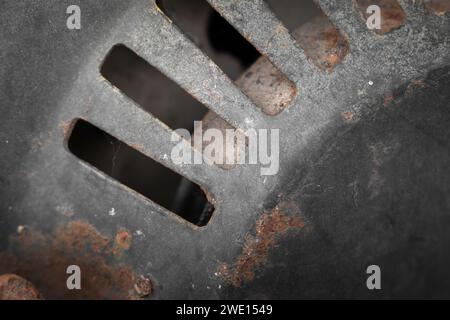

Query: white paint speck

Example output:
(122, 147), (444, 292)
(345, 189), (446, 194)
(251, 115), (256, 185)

(136, 230), (144, 236)
(56, 204), (74, 217)
(368, 80), (374, 86)
(17, 225), (25, 234)
(214, 272), (218, 276)
(244, 118), (254, 125)
(162, 154), (168, 160)
(109, 208), (116, 216)
(218, 284), (222, 289)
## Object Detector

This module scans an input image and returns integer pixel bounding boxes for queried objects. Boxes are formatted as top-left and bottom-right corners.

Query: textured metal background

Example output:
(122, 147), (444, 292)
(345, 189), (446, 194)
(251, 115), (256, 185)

(0, 0), (450, 299)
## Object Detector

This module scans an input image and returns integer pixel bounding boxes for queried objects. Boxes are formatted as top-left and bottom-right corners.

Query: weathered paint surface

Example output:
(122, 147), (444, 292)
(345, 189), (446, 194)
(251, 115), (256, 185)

(293, 15), (349, 72)
(217, 202), (306, 287)
(0, 221), (152, 300)
(425, 0), (450, 16)
(0, 274), (43, 300)
(355, 0), (406, 35)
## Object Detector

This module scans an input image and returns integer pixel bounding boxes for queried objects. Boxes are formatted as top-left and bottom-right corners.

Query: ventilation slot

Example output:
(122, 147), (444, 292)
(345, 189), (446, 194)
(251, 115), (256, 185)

(67, 119), (214, 227)
(265, 0), (349, 72)
(354, 0), (406, 35)
(100, 44), (209, 132)
(101, 43), (245, 170)
(156, 0), (297, 116)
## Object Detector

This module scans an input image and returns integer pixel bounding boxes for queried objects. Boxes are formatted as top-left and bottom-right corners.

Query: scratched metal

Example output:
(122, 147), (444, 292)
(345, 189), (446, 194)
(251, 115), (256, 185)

(1, 0), (450, 299)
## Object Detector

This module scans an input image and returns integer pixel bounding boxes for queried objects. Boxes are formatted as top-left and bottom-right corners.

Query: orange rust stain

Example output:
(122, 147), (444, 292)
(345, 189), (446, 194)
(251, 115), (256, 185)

(293, 15), (349, 72)
(0, 274), (43, 300)
(342, 111), (356, 123)
(0, 221), (152, 300)
(217, 202), (306, 287)
(115, 230), (132, 250)
(56, 220), (110, 254)
(424, 0), (450, 16)
(236, 56), (297, 116)
(355, 0), (406, 35)
(134, 275), (153, 298)
(113, 229), (132, 256)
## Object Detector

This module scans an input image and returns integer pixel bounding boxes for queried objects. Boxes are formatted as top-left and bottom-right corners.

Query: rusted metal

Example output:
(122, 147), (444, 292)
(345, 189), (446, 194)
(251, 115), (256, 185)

(354, 0), (406, 34)
(0, 274), (43, 300)
(236, 57), (298, 116)
(114, 229), (132, 251)
(1, 0), (449, 299)
(134, 275), (153, 298)
(342, 110), (358, 123)
(292, 15), (349, 72)
(0, 221), (153, 300)
(217, 202), (306, 287)
(200, 15), (349, 166)
(424, 0), (450, 16)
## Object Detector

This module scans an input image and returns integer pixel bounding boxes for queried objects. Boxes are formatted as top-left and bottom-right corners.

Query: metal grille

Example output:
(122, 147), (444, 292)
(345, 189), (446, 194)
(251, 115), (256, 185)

(0, 0), (449, 299)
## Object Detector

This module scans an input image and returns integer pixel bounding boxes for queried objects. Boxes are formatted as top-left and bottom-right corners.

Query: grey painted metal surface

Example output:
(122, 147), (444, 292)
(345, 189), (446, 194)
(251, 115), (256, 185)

(0, 0), (449, 299)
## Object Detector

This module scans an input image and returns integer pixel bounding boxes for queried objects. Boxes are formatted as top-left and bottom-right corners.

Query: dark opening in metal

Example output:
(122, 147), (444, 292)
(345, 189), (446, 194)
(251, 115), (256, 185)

(155, 0), (297, 115)
(100, 44), (209, 132)
(156, 0), (260, 80)
(264, 0), (323, 31)
(67, 119), (215, 226)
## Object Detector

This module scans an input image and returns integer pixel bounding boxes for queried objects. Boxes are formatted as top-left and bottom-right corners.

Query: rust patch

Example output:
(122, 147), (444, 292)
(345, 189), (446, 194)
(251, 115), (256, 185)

(115, 229), (132, 250)
(293, 15), (350, 72)
(236, 57), (298, 116)
(0, 274), (43, 300)
(0, 220), (152, 300)
(55, 220), (109, 254)
(113, 229), (132, 256)
(217, 202), (306, 287)
(342, 111), (357, 123)
(424, 0), (450, 16)
(355, 0), (406, 35)
(134, 275), (153, 297)
(197, 16), (351, 169)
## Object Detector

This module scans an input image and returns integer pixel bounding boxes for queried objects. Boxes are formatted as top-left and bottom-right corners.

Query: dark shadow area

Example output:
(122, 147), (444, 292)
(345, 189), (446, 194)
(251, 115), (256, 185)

(207, 10), (260, 70)
(68, 119), (214, 226)
(156, 0), (260, 80)
(100, 44), (208, 132)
